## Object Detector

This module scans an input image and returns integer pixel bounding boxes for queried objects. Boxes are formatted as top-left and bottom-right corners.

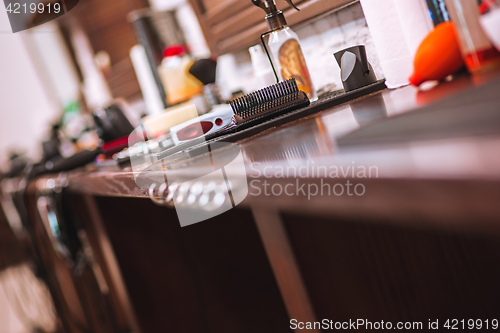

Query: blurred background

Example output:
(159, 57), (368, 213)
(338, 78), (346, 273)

(0, 0), (212, 168)
(8, 0), (500, 332)
(1, 1), (371, 331)
(0, 0), (382, 170)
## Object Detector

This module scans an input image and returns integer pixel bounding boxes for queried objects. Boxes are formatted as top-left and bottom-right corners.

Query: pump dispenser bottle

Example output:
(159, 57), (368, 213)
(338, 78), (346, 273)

(252, 0), (317, 100)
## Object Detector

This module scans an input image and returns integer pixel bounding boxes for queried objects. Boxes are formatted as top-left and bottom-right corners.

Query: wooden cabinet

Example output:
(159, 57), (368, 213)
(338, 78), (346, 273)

(188, 0), (354, 55)
(61, 0), (149, 101)
(12, 72), (500, 332)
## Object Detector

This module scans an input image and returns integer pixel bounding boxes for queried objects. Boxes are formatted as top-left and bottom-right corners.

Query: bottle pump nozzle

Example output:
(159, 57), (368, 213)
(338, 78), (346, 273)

(252, 0), (300, 31)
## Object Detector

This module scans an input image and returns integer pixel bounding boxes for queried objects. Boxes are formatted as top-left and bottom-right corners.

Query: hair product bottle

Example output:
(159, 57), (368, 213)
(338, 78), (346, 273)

(252, 0), (317, 100)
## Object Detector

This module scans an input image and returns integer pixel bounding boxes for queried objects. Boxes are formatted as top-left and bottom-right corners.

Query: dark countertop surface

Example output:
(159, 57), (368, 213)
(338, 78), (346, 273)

(28, 71), (500, 234)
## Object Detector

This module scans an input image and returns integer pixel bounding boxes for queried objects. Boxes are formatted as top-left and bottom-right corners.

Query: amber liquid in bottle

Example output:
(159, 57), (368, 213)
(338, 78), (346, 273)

(269, 27), (317, 100)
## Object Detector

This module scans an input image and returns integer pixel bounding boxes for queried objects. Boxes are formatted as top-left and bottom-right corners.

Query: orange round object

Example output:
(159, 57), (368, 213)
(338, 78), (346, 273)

(409, 22), (465, 87)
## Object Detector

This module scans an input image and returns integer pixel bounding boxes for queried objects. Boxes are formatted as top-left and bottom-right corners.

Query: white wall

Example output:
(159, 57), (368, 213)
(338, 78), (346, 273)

(0, 8), (63, 169)
(26, 22), (80, 109)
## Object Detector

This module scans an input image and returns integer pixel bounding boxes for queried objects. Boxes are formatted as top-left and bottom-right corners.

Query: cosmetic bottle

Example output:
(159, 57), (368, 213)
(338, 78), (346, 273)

(158, 45), (203, 105)
(444, 0), (500, 73)
(249, 44), (276, 90)
(252, 0), (317, 100)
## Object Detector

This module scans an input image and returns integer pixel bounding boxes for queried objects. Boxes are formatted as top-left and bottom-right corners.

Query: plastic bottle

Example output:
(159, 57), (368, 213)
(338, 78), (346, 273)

(252, 0), (317, 100)
(158, 45), (203, 105)
(249, 44), (276, 90)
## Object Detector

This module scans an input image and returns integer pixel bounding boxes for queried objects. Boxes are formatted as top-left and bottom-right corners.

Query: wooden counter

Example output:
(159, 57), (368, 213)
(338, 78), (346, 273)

(38, 72), (500, 233)
(22, 72), (500, 332)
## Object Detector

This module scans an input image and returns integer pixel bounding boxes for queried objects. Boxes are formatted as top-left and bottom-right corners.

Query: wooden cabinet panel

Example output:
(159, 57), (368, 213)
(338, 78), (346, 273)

(189, 0), (354, 55)
(64, 0), (148, 101)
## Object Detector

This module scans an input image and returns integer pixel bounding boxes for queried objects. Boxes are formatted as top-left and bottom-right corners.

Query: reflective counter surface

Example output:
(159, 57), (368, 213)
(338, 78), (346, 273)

(30, 71), (500, 233)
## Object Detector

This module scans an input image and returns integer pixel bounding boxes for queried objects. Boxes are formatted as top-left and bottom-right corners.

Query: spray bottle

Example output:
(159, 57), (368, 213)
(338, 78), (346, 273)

(252, 0), (317, 100)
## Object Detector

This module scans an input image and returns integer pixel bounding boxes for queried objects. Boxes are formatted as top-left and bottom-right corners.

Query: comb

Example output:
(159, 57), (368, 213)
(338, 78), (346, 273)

(230, 78), (310, 127)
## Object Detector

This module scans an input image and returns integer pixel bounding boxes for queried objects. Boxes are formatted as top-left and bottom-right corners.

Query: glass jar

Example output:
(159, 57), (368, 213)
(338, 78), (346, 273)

(444, 0), (500, 72)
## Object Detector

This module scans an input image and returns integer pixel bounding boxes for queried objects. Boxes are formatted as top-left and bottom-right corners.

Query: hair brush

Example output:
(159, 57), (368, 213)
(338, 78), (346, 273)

(157, 78), (310, 159)
(230, 78), (309, 127)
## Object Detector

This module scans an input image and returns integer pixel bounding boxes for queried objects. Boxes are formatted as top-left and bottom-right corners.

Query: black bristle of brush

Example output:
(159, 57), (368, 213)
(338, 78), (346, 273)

(189, 59), (217, 85)
(229, 78), (310, 125)
(230, 79), (299, 114)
